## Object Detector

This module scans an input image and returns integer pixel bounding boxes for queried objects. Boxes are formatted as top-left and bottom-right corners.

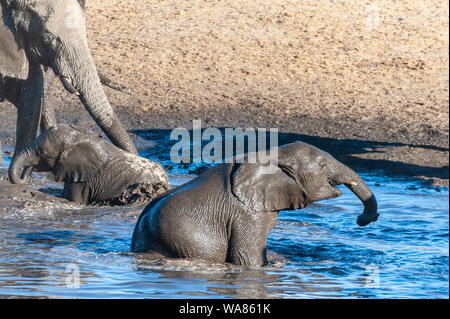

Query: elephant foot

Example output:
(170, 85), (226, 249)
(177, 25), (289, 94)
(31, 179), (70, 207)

(356, 212), (379, 226)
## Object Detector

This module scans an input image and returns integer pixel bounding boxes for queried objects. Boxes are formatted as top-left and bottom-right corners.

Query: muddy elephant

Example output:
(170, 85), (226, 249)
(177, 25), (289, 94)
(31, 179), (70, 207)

(0, 0), (136, 158)
(131, 141), (378, 266)
(9, 124), (169, 205)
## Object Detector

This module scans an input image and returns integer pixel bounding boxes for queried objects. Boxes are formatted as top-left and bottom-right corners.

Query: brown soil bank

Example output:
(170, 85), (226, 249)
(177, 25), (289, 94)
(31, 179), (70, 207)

(1, 0), (448, 186)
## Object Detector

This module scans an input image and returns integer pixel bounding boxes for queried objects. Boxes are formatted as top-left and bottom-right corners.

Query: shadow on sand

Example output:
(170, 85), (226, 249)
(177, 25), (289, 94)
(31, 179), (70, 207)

(132, 128), (449, 185)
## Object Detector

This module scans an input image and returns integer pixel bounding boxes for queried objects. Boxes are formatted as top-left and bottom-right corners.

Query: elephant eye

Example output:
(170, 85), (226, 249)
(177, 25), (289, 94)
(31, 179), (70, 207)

(42, 30), (58, 46)
(318, 158), (327, 169)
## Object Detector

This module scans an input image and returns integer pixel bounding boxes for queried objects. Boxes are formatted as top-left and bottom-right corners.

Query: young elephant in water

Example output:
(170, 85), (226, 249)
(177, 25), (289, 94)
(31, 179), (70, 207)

(131, 141), (378, 266)
(9, 125), (169, 205)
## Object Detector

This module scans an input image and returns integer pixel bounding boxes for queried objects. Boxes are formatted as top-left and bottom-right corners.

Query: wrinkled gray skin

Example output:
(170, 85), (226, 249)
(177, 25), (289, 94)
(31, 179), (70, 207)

(131, 141), (378, 266)
(0, 0), (137, 159)
(9, 124), (169, 204)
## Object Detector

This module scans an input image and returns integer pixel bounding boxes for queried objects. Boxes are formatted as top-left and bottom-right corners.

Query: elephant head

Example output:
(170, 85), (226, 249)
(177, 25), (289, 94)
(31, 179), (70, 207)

(0, 0), (136, 154)
(231, 142), (378, 226)
(8, 125), (99, 185)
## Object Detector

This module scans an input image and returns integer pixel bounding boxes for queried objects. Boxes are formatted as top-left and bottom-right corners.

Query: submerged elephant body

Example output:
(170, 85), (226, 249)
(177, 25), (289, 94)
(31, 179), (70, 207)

(132, 164), (280, 265)
(9, 125), (169, 204)
(131, 141), (379, 266)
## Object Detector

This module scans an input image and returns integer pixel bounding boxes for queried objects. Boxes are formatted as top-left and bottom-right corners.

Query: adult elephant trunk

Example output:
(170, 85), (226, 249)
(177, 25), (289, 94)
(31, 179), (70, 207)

(8, 144), (39, 184)
(332, 161), (378, 226)
(57, 39), (137, 154)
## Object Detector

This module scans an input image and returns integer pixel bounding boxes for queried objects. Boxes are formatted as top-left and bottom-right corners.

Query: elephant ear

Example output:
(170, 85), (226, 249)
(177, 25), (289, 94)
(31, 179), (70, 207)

(0, 4), (28, 79)
(230, 162), (306, 212)
(53, 140), (109, 184)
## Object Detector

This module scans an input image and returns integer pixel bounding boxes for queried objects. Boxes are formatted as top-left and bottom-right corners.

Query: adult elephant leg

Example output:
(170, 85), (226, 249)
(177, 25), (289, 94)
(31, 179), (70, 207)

(14, 63), (44, 155)
(40, 67), (57, 132)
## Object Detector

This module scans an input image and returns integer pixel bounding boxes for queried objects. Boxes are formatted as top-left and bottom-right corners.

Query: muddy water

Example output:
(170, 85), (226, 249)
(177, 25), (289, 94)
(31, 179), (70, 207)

(0, 145), (448, 298)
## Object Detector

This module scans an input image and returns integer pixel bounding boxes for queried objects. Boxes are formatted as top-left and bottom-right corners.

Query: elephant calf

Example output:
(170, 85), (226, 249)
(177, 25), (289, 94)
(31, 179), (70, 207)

(9, 125), (169, 205)
(131, 141), (378, 266)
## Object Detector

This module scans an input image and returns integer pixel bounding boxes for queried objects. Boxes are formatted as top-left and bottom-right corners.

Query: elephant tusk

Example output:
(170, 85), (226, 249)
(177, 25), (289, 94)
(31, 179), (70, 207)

(60, 76), (80, 96)
(345, 181), (358, 187)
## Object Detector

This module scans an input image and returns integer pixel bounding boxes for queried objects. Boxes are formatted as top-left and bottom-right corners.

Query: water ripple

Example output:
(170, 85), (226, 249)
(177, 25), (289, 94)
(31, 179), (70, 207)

(0, 156), (448, 298)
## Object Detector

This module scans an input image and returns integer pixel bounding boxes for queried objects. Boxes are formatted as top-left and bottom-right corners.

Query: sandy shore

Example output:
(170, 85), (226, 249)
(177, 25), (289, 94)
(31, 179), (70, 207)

(0, 0), (448, 185)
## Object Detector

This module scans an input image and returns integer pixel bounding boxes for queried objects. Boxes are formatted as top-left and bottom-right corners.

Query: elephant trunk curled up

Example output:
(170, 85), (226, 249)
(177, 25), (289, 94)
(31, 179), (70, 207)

(330, 160), (378, 226)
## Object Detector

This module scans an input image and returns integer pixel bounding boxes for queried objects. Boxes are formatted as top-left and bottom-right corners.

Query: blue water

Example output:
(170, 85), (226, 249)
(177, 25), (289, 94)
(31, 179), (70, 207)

(0, 146), (448, 298)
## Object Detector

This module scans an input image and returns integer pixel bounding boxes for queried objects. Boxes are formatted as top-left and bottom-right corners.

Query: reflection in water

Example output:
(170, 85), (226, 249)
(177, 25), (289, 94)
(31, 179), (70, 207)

(132, 256), (287, 298)
(0, 159), (448, 298)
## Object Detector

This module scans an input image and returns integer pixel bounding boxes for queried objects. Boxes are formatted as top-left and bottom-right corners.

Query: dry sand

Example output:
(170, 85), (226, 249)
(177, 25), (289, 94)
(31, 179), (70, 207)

(1, 0), (448, 185)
